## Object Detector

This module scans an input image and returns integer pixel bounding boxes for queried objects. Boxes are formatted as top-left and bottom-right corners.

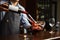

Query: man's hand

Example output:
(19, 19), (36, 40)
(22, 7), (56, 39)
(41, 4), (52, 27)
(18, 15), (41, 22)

(1, 2), (8, 8)
(32, 23), (43, 30)
(0, 6), (8, 11)
(0, 2), (8, 11)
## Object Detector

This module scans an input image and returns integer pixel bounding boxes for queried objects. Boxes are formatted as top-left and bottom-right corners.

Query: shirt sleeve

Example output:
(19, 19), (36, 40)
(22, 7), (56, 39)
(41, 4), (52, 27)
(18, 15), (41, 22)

(20, 13), (31, 28)
(0, 0), (8, 4)
(0, 11), (6, 20)
(1, 0), (7, 1)
(18, 4), (25, 12)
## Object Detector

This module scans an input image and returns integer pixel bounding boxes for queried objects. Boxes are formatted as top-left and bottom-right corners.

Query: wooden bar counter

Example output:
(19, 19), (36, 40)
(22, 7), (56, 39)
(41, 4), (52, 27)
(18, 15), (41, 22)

(0, 31), (60, 40)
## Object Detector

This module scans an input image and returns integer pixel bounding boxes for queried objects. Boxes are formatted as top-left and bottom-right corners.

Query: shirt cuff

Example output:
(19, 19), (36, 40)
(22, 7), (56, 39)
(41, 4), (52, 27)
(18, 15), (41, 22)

(9, 5), (19, 12)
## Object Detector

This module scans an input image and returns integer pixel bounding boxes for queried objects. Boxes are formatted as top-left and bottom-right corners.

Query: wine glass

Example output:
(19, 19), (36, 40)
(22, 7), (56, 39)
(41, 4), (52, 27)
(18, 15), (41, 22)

(49, 18), (55, 34)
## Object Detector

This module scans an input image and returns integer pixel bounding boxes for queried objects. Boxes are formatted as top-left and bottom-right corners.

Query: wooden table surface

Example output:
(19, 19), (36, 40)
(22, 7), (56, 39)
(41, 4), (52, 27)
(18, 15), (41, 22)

(0, 31), (60, 40)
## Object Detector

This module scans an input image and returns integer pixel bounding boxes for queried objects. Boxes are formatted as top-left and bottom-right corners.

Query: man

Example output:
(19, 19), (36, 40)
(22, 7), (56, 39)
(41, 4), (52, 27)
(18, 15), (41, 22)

(0, 0), (43, 35)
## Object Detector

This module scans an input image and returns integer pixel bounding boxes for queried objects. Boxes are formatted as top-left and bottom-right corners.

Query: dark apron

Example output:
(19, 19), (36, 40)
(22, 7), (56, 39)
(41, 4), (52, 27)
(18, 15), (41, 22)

(0, 3), (20, 35)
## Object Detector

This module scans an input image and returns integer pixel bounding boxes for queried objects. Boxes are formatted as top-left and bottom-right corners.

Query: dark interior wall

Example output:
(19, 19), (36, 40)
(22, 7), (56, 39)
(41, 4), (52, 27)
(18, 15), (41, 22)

(52, 0), (60, 22)
(19, 0), (26, 7)
(57, 0), (60, 21)
(26, 0), (37, 20)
